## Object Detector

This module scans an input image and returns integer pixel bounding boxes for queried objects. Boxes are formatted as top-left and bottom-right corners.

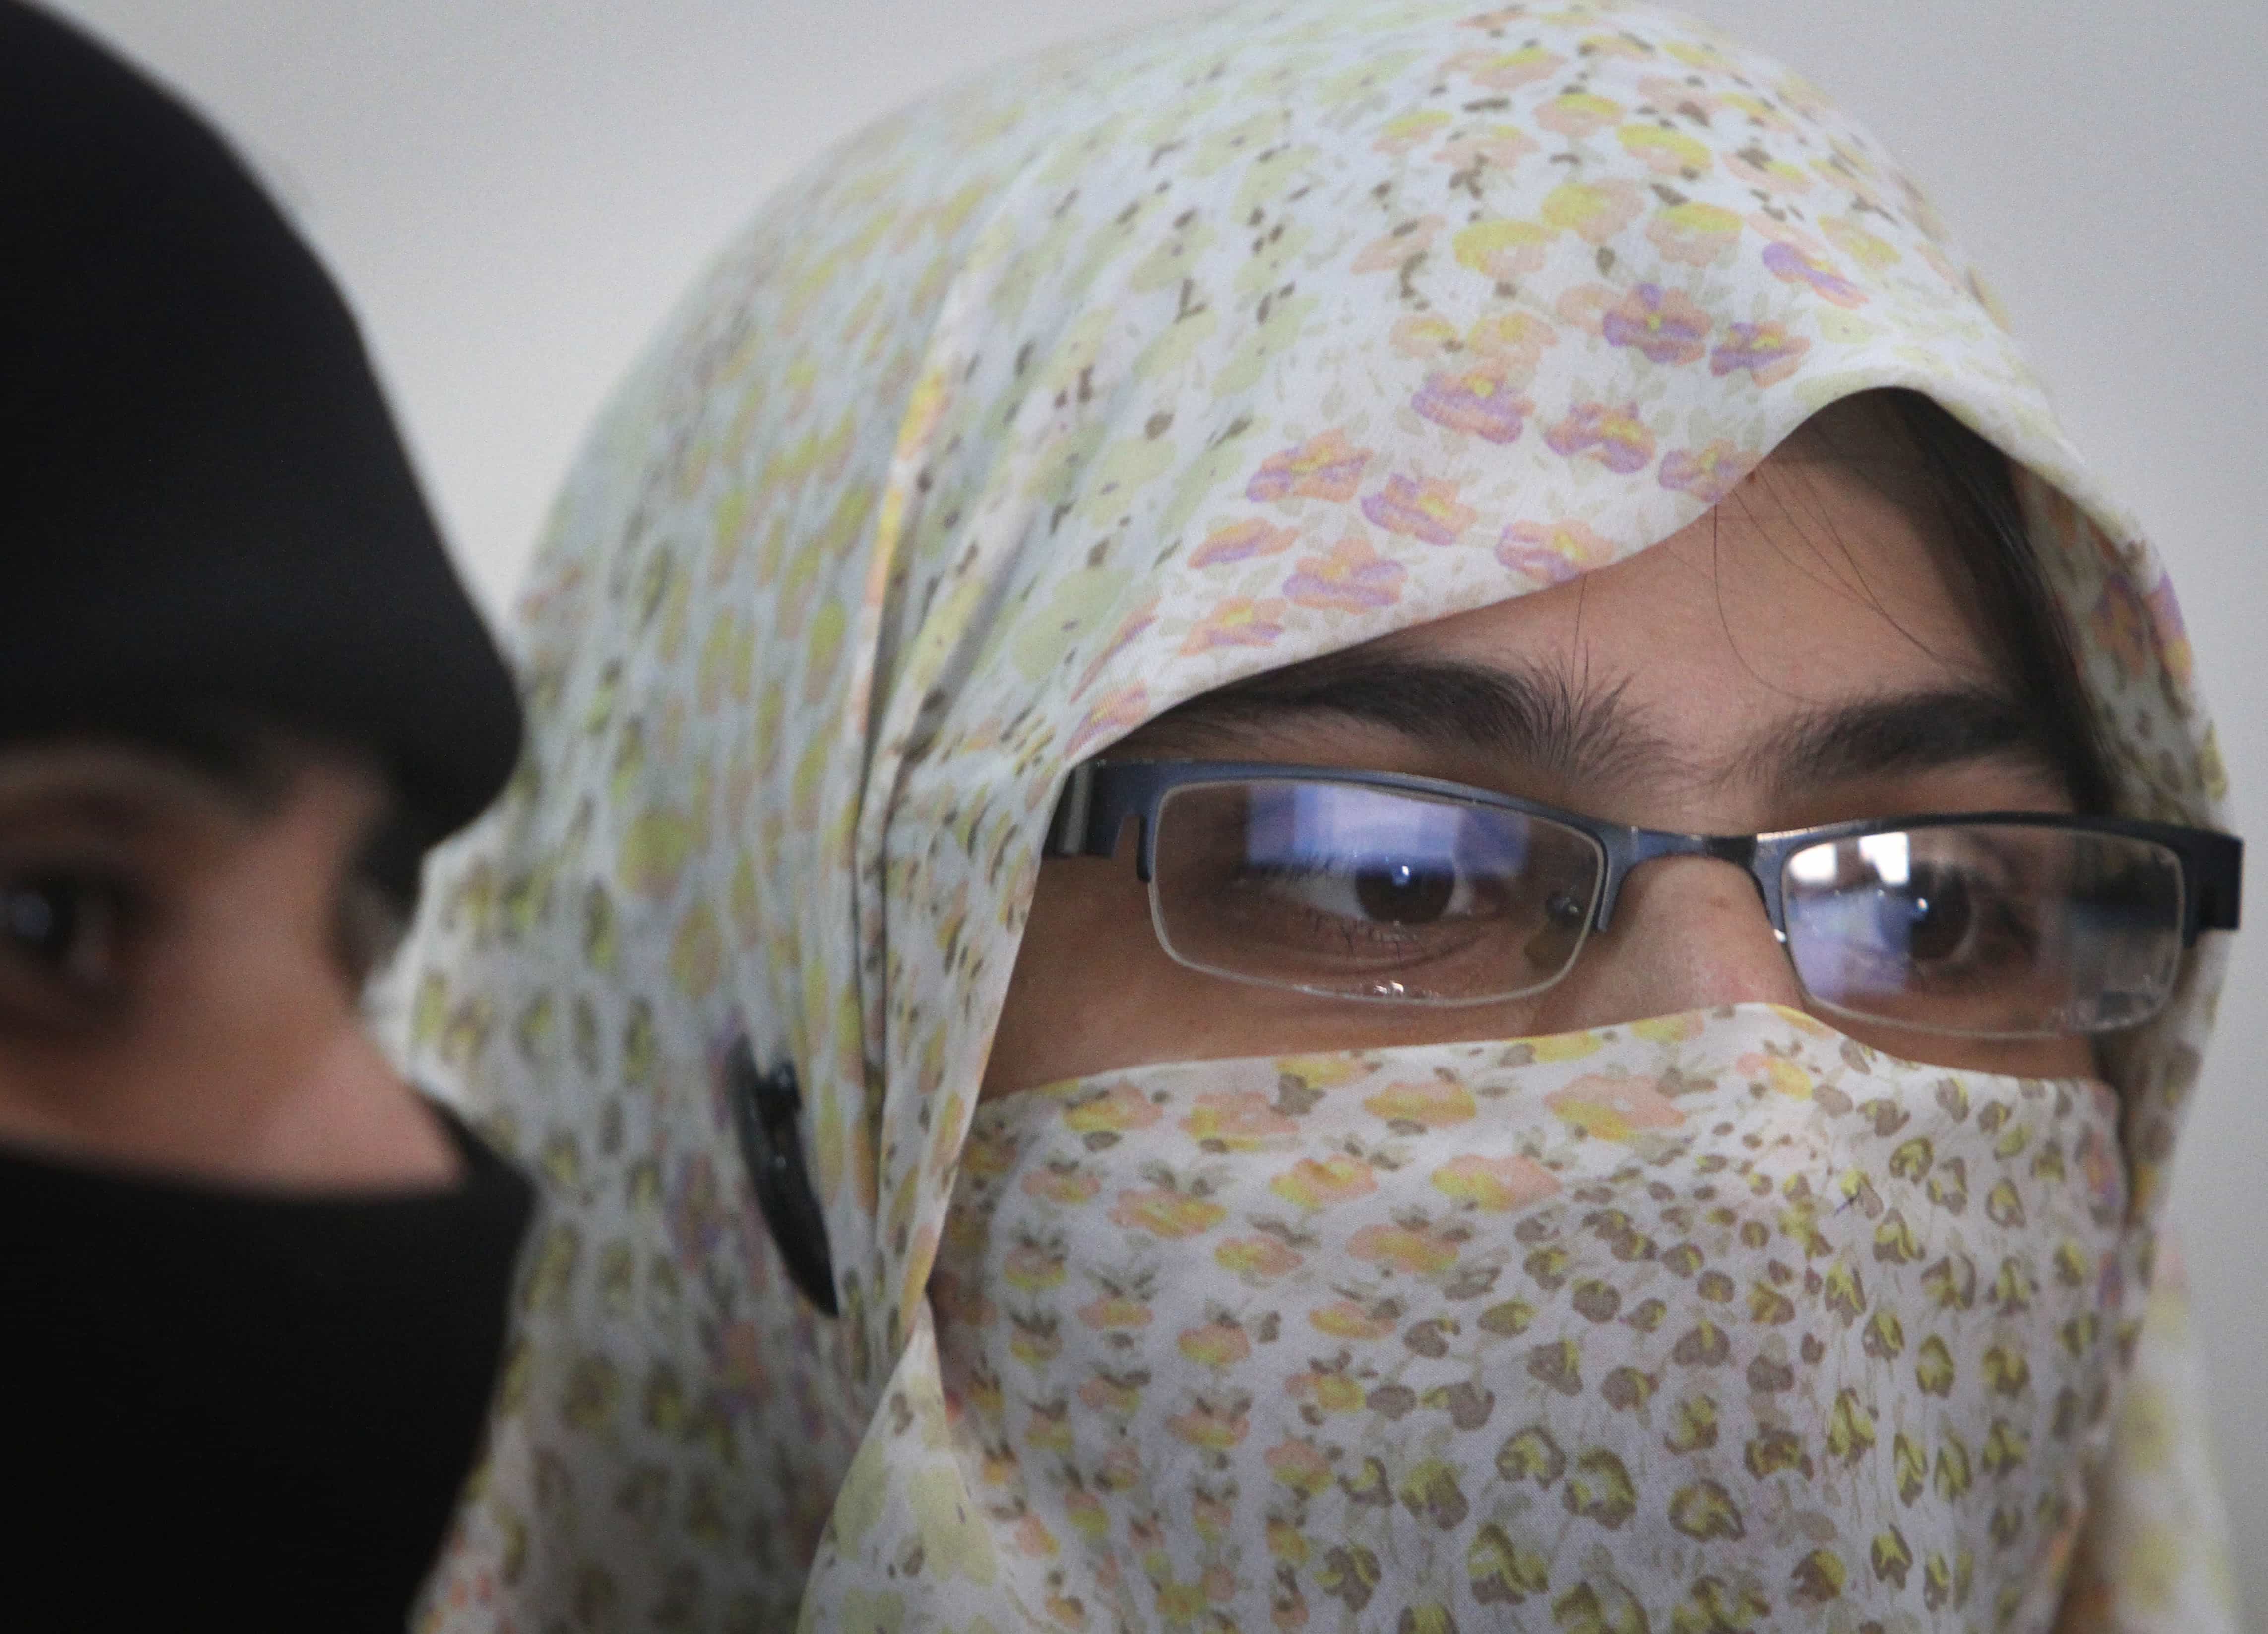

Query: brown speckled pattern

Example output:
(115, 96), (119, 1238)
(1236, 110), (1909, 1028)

(396, 2), (2233, 1628)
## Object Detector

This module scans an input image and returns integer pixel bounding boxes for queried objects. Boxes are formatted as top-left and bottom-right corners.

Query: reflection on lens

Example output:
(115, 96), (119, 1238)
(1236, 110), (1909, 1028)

(1152, 779), (1603, 1004)
(1784, 824), (2184, 1036)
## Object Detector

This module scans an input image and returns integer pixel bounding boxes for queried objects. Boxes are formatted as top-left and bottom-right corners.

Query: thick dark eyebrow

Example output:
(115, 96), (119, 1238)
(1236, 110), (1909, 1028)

(1140, 652), (1686, 786)
(1745, 687), (2072, 802)
(1140, 656), (2072, 804)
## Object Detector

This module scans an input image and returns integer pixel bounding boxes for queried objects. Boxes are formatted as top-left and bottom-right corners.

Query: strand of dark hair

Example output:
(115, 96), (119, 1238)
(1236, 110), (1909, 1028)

(1882, 388), (2115, 814)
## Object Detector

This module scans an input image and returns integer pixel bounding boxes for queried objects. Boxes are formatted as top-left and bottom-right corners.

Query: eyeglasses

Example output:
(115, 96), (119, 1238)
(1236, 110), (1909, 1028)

(1043, 760), (2243, 1039)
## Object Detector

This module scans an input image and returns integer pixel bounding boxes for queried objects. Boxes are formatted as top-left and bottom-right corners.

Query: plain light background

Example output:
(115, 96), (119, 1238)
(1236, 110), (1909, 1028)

(49, 0), (2265, 1612)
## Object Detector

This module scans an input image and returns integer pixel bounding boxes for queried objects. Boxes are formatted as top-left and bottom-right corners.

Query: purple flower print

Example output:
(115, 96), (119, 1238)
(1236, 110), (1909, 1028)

(1284, 536), (1408, 613)
(1072, 594), (1160, 695)
(1191, 519), (1297, 569)
(1709, 321), (1811, 387)
(1761, 240), (1867, 308)
(1067, 681), (1150, 759)
(1601, 282), (1710, 366)
(2145, 578), (2193, 687)
(1361, 474), (1477, 545)
(1412, 365), (1531, 444)
(1247, 430), (1373, 503)
(1180, 597), (1290, 656)
(2090, 573), (2151, 683)
(1659, 440), (1757, 505)
(1543, 402), (1656, 474)
(1495, 520), (1616, 587)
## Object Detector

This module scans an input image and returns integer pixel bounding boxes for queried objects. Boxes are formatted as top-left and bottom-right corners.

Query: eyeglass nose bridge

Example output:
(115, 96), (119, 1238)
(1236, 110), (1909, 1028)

(1591, 829), (1776, 935)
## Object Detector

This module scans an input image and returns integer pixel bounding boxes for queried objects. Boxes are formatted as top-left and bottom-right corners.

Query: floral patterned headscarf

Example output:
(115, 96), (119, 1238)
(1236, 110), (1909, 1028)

(400, 2), (2234, 1629)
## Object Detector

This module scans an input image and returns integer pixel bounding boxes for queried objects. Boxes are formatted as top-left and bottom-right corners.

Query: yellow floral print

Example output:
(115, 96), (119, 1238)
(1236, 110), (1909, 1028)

(395, 1), (2233, 1629)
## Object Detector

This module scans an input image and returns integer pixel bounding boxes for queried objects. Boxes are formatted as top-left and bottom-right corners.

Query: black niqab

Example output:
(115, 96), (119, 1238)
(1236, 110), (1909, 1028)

(0, 0), (520, 839)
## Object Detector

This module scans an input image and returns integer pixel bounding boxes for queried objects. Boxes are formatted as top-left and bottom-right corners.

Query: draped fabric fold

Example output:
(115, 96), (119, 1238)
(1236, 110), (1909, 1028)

(399, 3), (2233, 1628)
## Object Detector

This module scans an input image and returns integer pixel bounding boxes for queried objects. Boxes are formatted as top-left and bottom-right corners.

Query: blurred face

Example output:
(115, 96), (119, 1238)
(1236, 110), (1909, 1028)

(987, 401), (2098, 1096)
(0, 735), (456, 1187)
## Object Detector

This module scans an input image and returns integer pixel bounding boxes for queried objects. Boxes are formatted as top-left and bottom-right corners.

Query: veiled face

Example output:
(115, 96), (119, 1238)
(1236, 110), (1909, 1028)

(987, 400), (2099, 1095)
(0, 737), (458, 1188)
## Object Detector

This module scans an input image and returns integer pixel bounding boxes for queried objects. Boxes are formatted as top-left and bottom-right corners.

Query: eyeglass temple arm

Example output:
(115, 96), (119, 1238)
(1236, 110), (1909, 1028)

(2188, 831), (2243, 940)
(1043, 763), (1098, 856)
(1044, 761), (1148, 870)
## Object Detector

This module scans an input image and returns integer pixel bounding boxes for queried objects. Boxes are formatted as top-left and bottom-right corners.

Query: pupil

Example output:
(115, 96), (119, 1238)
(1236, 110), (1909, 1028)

(1354, 862), (1454, 924)
(1895, 869), (1973, 962)
(3, 886), (68, 961)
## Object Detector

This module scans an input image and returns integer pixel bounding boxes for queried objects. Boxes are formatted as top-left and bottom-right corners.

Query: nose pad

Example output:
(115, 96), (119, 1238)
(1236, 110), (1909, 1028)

(1577, 856), (1805, 1018)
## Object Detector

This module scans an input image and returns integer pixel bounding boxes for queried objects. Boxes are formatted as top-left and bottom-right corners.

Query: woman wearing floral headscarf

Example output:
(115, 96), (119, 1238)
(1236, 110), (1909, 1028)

(401, 2), (2241, 1629)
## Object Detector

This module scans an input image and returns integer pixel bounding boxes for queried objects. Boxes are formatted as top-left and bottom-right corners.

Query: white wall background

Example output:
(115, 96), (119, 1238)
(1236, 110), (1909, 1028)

(48, 0), (2264, 1613)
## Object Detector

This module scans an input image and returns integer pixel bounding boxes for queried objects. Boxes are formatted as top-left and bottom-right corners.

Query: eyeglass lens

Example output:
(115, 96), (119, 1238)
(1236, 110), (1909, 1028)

(1152, 780), (1602, 1005)
(1148, 778), (2187, 1035)
(1782, 826), (2184, 1037)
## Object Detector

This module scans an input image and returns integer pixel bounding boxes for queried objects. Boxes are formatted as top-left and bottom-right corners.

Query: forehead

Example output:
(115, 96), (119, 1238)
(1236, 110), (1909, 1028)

(1366, 414), (2004, 722)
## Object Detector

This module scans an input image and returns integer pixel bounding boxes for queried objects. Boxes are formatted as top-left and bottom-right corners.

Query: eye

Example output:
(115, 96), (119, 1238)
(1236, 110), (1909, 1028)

(0, 872), (136, 1006)
(1894, 864), (1977, 964)
(1257, 853), (1492, 931)
(1889, 859), (2044, 978)
(1351, 860), (1461, 925)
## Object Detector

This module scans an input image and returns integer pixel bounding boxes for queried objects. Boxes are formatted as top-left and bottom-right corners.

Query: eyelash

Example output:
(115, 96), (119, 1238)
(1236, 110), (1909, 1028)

(1220, 862), (1460, 956)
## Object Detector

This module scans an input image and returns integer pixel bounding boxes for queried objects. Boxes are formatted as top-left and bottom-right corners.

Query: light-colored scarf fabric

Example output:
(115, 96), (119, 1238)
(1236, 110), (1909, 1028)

(399, 2), (2234, 1628)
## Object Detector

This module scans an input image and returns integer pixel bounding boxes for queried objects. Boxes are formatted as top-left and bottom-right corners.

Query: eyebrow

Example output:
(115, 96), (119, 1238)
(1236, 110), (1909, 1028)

(1745, 688), (2069, 800)
(0, 751), (257, 835)
(1144, 653), (2070, 800)
(1146, 652), (1686, 784)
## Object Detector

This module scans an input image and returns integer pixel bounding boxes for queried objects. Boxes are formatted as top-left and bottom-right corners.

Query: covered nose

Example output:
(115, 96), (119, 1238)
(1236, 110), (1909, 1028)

(1542, 856), (1805, 1027)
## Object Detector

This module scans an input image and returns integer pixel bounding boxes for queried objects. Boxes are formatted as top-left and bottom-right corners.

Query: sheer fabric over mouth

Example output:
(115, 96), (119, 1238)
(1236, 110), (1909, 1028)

(393, 1), (2235, 1628)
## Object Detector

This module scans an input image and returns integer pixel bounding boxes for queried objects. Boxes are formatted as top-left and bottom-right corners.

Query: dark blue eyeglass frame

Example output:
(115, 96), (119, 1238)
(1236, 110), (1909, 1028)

(1044, 758), (2244, 947)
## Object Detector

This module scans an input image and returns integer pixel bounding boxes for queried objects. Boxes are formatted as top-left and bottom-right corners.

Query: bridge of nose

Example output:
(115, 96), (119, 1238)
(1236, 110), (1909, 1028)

(1594, 829), (1771, 931)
